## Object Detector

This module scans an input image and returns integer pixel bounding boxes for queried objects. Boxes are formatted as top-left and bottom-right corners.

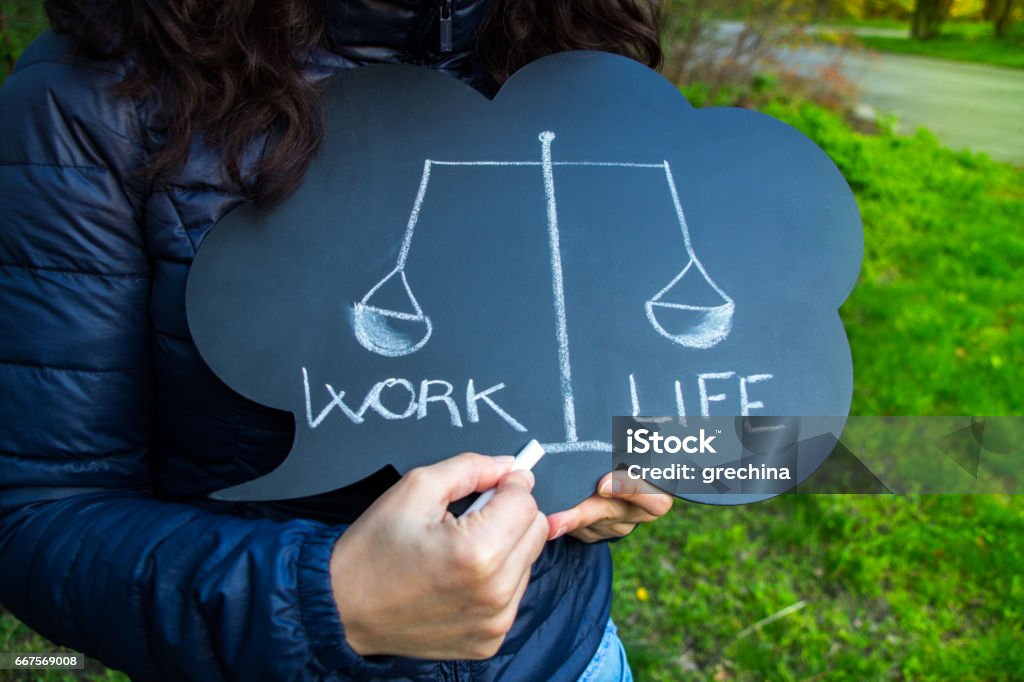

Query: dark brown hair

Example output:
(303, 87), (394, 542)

(478, 0), (662, 85)
(45, 0), (662, 204)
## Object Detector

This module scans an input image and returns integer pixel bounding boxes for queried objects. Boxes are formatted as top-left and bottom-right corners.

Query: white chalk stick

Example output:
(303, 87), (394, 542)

(461, 439), (545, 516)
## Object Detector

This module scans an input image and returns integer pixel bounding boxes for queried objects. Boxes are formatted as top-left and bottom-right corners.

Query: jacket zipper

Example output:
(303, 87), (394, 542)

(439, 0), (454, 53)
(441, 659), (461, 681)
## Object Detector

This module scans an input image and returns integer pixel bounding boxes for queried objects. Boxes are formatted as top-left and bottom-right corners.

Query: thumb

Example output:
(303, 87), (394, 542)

(499, 469), (536, 494)
(598, 469), (664, 497)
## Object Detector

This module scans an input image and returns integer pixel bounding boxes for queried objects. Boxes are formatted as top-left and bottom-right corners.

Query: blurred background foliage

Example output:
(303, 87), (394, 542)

(0, 0), (1021, 680)
(0, 1), (44, 77)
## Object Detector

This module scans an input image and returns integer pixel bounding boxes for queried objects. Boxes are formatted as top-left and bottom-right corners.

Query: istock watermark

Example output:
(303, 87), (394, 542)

(611, 416), (1024, 501)
(625, 427), (718, 454)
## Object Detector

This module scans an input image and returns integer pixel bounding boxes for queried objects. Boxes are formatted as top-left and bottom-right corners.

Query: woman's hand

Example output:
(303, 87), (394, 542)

(545, 471), (674, 543)
(330, 453), (548, 660)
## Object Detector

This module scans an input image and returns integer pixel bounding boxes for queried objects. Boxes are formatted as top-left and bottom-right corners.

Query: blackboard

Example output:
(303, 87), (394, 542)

(186, 51), (863, 512)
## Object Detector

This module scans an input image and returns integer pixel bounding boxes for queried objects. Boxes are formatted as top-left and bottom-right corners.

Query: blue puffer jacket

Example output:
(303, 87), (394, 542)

(0, 2), (612, 680)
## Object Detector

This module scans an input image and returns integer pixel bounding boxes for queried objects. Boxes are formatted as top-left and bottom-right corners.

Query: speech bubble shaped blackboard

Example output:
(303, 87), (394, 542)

(186, 51), (863, 513)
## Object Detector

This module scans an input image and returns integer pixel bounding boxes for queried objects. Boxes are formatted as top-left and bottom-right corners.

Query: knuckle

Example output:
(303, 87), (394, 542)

(477, 613), (512, 640)
(598, 500), (622, 523)
(571, 529), (595, 543)
(464, 647), (490, 661)
(402, 466), (431, 488)
(481, 587), (506, 611)
(466, 636), (505, 660)
(494, 609), (518, 637)
(452, 451), (483, 465)
(452, 543), (499, 581)
(517, 491), (539, 517)
(476, 579), (513, 611)
(613, 522), (638, 537)
(476, 609), (515, 645)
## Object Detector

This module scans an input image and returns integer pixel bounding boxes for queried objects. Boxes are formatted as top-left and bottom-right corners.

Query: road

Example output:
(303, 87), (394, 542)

(780, 45), (1024, 163)
(717, 22), (1024, 163)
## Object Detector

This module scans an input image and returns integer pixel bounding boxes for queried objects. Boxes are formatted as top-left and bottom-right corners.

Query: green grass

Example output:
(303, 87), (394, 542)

(0, 1), (48, 82)
(613, 495), (1024, 681)
(824, 17), (913, 30)
(770, 102), (1023, 416)
(0, 616), (124, 681)
(611, 100), (1024, 680)
(856, 23), (1024, 70)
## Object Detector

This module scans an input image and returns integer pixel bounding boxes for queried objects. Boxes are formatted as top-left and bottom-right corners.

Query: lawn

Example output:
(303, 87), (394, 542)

(825, 17), (912, 30)
(613, 495), (1024, 681)
(0, 625), (118, 682)
(856, 22), (1024, 70)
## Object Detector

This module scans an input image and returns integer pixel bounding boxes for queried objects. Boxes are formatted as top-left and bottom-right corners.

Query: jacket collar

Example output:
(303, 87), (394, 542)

(324, 0), (494, 64)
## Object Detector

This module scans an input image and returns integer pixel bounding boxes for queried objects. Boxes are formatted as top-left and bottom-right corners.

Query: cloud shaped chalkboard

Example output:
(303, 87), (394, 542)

(186, 51), (863, 513)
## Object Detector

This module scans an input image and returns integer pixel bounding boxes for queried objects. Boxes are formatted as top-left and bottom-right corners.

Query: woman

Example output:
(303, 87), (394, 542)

(0, 1), (671, 679)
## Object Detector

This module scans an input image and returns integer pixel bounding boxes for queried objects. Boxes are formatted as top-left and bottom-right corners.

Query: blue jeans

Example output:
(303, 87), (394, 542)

(577, 620), (633, 682)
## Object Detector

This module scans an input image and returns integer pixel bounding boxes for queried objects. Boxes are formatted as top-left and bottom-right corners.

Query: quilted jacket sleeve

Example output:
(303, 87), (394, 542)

(0, 34), (380, 681)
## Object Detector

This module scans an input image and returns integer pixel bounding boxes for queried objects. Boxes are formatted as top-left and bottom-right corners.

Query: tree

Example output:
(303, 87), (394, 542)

(988, 0), (1018, 37)
(910, 0), (954, 39)
(660, 0), (840, 87)
(0, 1), (48, 83)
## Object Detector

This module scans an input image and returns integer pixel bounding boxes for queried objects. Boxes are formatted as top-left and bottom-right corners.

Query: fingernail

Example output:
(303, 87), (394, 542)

(493, 455), (515, 464)
(502, 469), (534, 488)
(552, 526), (567, 540)
(599, 479), (613, 497)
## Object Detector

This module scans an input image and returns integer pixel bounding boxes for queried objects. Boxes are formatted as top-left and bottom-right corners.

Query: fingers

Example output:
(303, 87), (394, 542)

(544, 472), (675, 542)
(479, 509), (546, 623)
(403, 452), (515, 513)
(447, 472), (545, 629)
(499, 554), (536, 622)
(568, 522), (639, 543)
(470, 470), (543, 544)
(501, 505), (548, 571)
(438, 468), (545, 572)
(468, 564), (536, 660)
(546, 496), (656, 540)
(597, 471), (675, 518)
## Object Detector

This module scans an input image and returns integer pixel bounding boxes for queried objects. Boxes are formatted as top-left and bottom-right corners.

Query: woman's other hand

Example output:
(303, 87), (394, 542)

(545, 471), (673, 543)
(330, 453), (547, 660)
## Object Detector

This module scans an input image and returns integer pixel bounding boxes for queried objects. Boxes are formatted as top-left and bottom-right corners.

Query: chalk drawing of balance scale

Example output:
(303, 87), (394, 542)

(352, 131), (735, 449)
